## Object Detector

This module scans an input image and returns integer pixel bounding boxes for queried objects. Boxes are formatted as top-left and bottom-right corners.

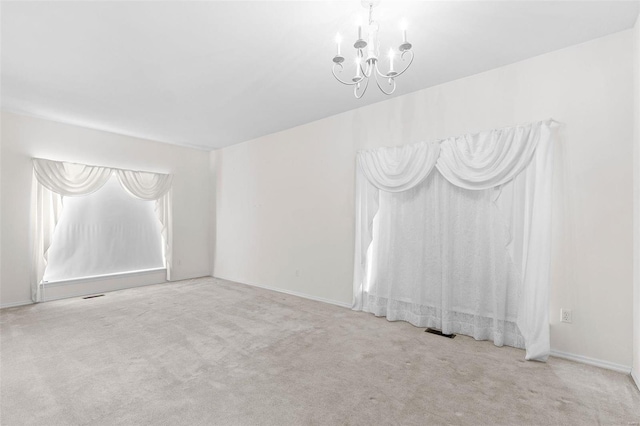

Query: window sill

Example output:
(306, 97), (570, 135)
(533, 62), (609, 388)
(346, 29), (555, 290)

(42, 268), (166, 287)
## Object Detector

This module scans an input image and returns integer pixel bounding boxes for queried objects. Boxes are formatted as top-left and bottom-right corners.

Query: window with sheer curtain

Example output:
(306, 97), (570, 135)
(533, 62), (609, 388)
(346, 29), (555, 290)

(43, 175), (164, 282)
(31, 158), (173, 302)
(352, 120), (555, 361)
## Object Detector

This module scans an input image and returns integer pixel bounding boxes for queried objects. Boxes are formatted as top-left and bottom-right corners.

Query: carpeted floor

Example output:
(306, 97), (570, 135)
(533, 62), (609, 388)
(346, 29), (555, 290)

(1, 277), (638, 425)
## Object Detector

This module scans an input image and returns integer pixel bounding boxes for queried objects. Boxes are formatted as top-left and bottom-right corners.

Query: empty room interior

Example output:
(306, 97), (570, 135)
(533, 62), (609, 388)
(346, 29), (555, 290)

(1, 0), (640, 424)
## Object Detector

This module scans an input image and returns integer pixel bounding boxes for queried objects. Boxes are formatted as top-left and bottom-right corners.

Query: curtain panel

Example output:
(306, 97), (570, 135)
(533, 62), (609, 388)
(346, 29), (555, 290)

(30, 158), (173, 302)
(352, 120), (554, 361)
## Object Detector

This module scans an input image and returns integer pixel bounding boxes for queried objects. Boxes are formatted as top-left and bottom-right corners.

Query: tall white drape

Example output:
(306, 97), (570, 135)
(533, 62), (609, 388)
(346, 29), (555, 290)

(353, 120), (554, 361)
(31, 159), (173, 302)
(116, 169), (173, 282)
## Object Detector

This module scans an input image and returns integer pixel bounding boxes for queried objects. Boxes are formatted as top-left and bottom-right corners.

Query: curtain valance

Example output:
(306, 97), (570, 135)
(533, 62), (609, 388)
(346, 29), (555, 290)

(116, 170), (172, 200)
(353, 119), (555, 362)
(33, 158), (173, 198)
(436, 122), (545, 190)
(358, 141), (440, 192)
(31, 158), (173, 302)
(357, 120), (550, 192)
(33, 159), (113, 196)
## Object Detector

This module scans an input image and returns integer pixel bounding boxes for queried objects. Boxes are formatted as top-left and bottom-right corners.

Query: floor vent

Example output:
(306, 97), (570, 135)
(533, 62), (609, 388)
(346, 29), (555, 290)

(425, 328), (456, 338)
(83, 294), (105, 299)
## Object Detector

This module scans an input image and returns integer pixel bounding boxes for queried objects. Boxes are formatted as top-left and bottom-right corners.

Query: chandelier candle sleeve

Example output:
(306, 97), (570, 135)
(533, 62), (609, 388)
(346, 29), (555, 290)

(401, 20), (408, 43)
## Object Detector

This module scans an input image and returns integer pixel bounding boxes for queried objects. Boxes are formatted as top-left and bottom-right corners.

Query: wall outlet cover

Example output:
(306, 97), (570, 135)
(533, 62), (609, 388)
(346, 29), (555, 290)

(561, 308), (572, 323)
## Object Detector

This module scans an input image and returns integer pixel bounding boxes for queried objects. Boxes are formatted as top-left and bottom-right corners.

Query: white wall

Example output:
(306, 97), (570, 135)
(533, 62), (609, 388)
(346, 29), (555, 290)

(0, 111), (211, 307)
(0, 110), (3, 308)
(214, 30), (635, 368)
(209, 149), (218, 276)
(632, 13), (640, 387)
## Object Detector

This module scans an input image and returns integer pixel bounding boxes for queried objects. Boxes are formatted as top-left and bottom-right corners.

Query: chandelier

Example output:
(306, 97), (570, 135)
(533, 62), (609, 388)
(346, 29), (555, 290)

(332, 1), (414, 98)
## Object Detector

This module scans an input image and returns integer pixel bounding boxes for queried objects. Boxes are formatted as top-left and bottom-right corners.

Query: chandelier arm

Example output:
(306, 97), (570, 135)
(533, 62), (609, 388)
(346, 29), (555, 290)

(354, 78), (369, 99)
(332, 63), (363, 86)
(373, 71), (396, 95)
(388, 50), (414, 79)
(359, 50), (373, 78)
(362, 61), (373, 78)
(373, 61), (391, 79)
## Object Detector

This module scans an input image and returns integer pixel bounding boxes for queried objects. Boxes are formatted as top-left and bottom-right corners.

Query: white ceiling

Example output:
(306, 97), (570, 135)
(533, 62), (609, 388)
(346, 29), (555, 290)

(2, 1), (638, 150)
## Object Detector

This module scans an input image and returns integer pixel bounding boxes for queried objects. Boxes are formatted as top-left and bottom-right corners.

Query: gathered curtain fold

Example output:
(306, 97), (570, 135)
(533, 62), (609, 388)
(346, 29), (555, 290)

(33, 159), (113, 196)
(116, 170), (172, 200)
(31, 158), (173, 302)
(352, 120), (554, 361)
(436, 122), (542, 190)
(358, 141), (440, 192)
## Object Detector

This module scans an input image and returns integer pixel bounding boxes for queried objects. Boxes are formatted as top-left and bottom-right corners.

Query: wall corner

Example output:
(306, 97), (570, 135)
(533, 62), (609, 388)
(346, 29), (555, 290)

(632, 11), (640, 385)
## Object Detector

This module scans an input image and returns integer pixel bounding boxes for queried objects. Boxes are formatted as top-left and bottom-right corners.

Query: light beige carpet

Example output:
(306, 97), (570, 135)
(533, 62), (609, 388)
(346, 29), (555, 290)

(1, 277), (638, 425)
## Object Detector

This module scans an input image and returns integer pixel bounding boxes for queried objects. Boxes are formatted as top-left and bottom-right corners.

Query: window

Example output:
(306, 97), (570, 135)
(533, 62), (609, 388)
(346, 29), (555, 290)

(43, 175), (164, 282)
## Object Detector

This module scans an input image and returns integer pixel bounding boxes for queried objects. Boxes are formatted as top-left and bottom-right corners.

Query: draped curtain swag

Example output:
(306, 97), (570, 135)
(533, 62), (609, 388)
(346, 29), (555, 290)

(353, 120), (554, 361)
(31, 158), (173, 302)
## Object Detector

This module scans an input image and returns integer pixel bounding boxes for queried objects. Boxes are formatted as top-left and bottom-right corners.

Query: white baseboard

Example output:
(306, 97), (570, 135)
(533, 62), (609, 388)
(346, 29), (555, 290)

(632, 369), (640, 391)
(1, 275), (209, 308)
(550, 349), (632, 374)
(213, 276), (352, 309)
(0, 300), (34, 309)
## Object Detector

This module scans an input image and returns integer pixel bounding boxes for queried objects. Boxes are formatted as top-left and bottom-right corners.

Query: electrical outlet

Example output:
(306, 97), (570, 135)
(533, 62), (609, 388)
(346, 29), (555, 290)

(561, 309), (572, 323)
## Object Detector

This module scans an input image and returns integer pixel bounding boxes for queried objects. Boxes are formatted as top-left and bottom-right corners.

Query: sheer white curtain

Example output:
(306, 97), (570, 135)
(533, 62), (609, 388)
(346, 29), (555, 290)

(43, 176), (165, 282)
(353, 120), (554, 361)
(116, 169), (173, 281)
(31, 159), (173, 302)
